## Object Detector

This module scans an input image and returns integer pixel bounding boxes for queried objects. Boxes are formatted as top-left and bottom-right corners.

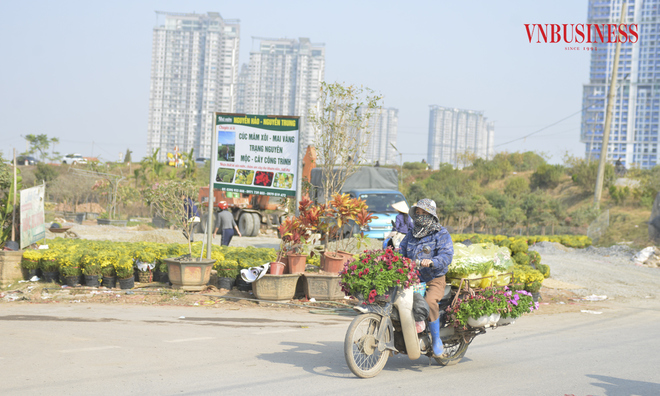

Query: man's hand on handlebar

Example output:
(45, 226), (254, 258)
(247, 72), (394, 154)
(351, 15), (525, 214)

(419, 259), (433, 267)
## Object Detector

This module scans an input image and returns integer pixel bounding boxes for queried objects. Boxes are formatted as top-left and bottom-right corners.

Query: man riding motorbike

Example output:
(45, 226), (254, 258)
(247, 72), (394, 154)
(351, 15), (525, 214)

(398, 198), (454, 357)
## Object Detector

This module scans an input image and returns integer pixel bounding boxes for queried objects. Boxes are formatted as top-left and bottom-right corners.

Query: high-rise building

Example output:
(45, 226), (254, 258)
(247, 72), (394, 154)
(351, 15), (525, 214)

(240, 37), (325, 146)
(427, 106), (494, 170)
(147, 11), (240, 161)
(361, 108), (399, 165)
(581, 0), (658, 169)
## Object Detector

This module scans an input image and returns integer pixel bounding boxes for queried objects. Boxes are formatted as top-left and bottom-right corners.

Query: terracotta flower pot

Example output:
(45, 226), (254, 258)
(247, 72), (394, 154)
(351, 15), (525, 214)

(322, 251), (346, 274)
(269, 261), (286, 275)
(165, 257), (216, 291)
(287, 253), (307, 274)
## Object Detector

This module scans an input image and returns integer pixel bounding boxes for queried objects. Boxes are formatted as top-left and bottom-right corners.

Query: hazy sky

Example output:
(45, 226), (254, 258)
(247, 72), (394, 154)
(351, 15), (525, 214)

(1, 0), (591, 164)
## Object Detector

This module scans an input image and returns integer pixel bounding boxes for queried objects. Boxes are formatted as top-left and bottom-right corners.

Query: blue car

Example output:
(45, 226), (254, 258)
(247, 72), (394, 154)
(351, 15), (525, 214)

(346, 189), (408, 239)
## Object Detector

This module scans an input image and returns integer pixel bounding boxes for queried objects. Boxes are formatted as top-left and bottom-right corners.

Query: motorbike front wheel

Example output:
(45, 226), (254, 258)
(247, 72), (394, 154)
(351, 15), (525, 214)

(344, 313), (390, 378)
(434, 337), (472, 366)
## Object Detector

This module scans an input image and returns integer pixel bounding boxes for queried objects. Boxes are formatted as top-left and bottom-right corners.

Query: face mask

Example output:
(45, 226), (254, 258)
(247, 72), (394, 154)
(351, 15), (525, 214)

(414, 214), (433, 227)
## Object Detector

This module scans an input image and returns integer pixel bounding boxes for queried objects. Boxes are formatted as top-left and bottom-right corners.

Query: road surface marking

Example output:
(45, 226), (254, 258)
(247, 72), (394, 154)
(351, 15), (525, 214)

(164, 337), (215, 343)
(60, 346), (120, 353)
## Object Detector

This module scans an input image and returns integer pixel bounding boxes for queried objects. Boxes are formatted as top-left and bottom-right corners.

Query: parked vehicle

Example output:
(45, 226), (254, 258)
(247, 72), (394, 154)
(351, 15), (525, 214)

(346, 189), (407, 239)
(16, 155), (40, 165)
(62, 153), (87, 165)
(197, 187), (286, 237)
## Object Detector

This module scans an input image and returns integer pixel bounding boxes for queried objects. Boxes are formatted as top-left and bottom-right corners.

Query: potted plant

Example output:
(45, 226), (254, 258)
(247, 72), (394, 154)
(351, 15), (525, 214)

(100, 253), (117, 288)
(339, 248), (420, 302)
(39, 249), (60, 283)
(214, 260), (239, 290)
(115, 255), (135, 289)
(277, 216), (309, 274)
(21, 249), (42, 279)
(81, 252), (102, 287)
(60, 255), (82, 287)
(143, 180), (215, 290)
(134, 250), (156, 283)
(318, 194), (376, 273)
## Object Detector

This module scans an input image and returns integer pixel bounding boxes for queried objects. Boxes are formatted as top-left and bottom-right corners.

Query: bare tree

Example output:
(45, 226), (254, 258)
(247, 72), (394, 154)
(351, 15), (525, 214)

(308, 82), (382, 202)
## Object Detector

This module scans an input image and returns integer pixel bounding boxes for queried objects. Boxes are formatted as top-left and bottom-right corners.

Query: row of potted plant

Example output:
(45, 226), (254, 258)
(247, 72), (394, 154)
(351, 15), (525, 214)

(21, 239), (280, 289)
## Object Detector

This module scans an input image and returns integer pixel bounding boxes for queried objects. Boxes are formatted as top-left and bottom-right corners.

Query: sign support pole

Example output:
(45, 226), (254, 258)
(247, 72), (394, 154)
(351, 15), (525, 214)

(206, 118), (217, 259)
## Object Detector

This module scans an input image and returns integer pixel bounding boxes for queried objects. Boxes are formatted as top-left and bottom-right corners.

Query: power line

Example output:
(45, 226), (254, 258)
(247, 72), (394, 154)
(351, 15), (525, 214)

(494, 105), (591, 148)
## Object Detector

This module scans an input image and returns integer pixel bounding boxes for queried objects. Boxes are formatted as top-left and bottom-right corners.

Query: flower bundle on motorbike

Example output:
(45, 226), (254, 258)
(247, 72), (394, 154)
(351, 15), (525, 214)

(446, 287), (539, 329)
(446, 242), (514, 288)
(339, 248), (420, 302)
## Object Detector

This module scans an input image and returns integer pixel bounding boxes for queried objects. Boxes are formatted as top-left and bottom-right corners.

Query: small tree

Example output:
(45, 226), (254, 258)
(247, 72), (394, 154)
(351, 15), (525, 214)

(23, 134), (59, 161)
(143, 179), (198, 255)
(309, 82), (382, 202)
(124, 149), (132, 164)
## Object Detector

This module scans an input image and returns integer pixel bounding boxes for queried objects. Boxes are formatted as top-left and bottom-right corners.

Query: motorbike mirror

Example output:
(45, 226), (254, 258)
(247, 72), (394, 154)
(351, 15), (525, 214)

(422, 246), (431, 255)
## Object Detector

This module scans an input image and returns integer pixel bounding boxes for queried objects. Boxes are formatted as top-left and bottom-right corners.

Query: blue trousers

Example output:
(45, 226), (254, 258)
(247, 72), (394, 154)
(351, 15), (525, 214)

(221, 228), (234, 246)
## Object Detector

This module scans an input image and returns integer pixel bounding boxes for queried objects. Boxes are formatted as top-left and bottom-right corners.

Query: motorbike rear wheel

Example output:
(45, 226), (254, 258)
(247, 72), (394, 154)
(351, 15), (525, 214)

(344, 313), (390, 378)
(435, 337), (472, 366)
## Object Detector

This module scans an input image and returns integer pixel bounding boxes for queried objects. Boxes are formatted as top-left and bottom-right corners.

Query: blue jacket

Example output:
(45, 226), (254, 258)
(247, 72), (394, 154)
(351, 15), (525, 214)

(399, 227), (454, 283)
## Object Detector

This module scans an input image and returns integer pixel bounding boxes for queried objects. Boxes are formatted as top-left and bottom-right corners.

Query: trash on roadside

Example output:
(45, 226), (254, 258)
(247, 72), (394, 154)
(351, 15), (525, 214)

(29, 276), (40, 282)
(632, 246), (660, 267)
(572, 295), (607, 302)
(581, 310), (603, 314)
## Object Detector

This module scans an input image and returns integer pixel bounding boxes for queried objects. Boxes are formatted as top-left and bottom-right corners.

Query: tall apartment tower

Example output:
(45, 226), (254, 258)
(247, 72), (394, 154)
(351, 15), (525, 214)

(147, 11), (240, 161)
(361, 108), (399, 165)
(427, 106), (494, 170)
(241, 37), (325, 146)
(581, 0), (658, 169)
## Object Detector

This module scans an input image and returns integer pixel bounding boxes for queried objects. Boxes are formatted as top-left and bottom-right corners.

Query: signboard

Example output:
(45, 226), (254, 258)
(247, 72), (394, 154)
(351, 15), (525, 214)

(20, 184), (46, 249)
(213, 113), (300, 197)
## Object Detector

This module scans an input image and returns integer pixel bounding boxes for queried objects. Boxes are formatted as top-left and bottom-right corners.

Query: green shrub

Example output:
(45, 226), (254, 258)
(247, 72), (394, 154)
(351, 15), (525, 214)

(513, 252), (530, 266)
(536, 263), (551, 278)
(510, 240), (529, 255)
(530, 164), (564, 190)
(528, 250), (541, 267)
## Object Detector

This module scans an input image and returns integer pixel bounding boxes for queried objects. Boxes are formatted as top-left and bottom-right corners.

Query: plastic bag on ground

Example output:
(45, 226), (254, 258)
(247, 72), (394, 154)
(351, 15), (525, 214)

(633, 246), (655, 265)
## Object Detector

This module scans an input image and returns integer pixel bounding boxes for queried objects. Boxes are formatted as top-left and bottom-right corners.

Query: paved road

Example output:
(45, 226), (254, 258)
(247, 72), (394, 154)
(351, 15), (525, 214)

(1, 300), (659, 395)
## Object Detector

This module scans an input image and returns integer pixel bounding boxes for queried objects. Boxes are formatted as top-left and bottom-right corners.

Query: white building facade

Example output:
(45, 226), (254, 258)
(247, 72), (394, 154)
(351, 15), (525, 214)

(427, 106), (494, 170)
(240, 37), (325, 146)
(361, 108), (399, 165)
(147, 12), (240, 161)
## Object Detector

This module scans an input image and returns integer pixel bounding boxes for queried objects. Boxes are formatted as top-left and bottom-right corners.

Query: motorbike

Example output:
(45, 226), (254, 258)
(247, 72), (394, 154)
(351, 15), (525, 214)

(344, 248), (491, 378)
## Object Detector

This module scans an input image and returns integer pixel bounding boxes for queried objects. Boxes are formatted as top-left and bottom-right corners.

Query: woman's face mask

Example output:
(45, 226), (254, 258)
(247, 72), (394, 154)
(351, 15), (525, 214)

(414, 214), (434, 226)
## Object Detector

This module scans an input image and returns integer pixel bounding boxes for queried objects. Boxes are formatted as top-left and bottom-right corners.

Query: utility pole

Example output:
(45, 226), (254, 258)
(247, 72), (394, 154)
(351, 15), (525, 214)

(594, 1), (626, 208)
(12, 149), (17, 242)
(390, 143), (403, 189)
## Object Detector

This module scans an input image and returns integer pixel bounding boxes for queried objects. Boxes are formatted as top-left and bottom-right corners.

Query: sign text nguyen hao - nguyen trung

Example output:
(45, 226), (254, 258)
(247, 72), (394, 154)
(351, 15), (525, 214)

(525, 24), (639, 44)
